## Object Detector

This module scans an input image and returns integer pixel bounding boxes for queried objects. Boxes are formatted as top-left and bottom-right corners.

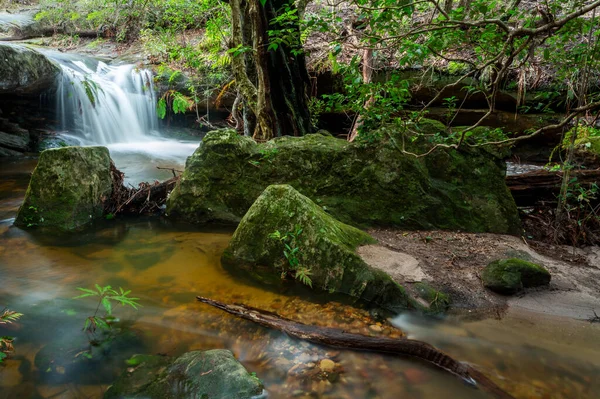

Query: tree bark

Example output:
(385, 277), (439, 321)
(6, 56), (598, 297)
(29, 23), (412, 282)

(196, 296), (515, 399)
(228, 0), (312, 140)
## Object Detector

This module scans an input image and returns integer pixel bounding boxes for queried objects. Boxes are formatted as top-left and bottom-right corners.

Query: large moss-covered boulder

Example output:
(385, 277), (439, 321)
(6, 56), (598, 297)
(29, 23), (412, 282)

(482, 258), (551, 295)
(15, 146), (113, 232)
(167, 126), (520, 234)
(0, 43), (60, 94)
(104, 350), (263, 399)
(222, 184), (417, 312)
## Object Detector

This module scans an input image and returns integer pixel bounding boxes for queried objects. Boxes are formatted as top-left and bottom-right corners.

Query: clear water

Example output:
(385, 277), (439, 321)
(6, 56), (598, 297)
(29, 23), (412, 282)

(1, 160), (599, 399)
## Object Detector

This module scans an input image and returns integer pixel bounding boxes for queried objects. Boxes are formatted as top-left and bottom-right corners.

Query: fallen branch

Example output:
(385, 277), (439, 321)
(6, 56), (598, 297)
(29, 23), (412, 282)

(0, 28), (109, 42)
(196, 296), (515, 399)
(156, 166), (183, 178)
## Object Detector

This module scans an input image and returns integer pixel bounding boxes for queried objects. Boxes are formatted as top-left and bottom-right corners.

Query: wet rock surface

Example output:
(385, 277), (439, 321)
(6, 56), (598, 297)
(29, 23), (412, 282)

(104, 350), (264, 399)
(0, 43), (59, 94)
(167, 125), (520, 234)
(14, 146), (113, 232)
(222, 184), (419, 312)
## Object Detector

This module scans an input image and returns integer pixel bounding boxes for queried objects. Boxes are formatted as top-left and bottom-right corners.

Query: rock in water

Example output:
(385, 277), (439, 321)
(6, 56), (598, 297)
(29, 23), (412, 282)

(104, 350), (264, 399)
(15, 146), (113, 232)
(0, 43), (60, 94)
(166, 126), (520, 234)
(482, 258), (551, 294)
(222, 184), (418, 312)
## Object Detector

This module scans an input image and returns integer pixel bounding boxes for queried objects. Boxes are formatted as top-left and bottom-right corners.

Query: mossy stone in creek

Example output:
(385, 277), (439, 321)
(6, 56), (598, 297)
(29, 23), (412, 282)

(412, 282), (451, 313)
(104, 350), (264, 399)
(166, 124), (520, 234)
(0, 43), (60, 94)
(14, 146), (113, 233)
(482, 258), (551, 295)
(222, 184), (418, 313)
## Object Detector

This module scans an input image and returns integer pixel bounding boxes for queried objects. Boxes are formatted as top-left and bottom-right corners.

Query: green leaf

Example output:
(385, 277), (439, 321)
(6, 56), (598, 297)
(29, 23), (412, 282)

(94, 317), (110, 330)
(157, 98), (167, 119)
(102, 297), (112, 315)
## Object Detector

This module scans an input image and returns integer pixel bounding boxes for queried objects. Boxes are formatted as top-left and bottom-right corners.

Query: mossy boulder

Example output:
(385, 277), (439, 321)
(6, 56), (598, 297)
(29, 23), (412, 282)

(0, 43), (60, 94)
(482, 258), (551, 295)
(167, 125), (520, 234)
(222, 184), (419, 312)
(15, 146), (113, 232)
(104, 350), (263, 399)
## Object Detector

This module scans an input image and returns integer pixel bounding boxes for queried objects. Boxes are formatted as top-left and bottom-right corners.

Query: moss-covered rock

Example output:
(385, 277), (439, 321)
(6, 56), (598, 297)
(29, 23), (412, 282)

(14, 146), (113, 232)
(482, 258), (551, 295)
(167, 125), (520, 234)
(222, 184), (420, 312)
(0, 43), (60, 94)
(104, 350), (263, 399)
(412, 282), (451, 313)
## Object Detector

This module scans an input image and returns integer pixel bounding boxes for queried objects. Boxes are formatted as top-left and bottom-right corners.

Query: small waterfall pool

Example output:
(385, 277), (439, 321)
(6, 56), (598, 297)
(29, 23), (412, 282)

(40, 50), (200, 184)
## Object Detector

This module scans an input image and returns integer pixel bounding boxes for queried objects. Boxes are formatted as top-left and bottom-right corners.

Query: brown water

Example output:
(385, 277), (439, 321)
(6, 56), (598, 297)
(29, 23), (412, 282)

(1, 159), (599, 399)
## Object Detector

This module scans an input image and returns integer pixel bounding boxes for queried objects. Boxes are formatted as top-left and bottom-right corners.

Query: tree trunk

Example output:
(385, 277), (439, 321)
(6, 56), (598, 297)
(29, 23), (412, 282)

(228, 0), (312, 140)
(196, 296), (515, 399)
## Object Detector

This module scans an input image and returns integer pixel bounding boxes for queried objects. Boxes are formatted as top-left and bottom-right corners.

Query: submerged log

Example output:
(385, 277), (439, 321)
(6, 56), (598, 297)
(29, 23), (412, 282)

(196, 296), (515, 399)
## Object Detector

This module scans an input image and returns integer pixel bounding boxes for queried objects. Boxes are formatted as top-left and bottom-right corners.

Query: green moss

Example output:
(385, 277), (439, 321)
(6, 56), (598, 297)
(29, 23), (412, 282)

(413, 282), (451, 313)
(482, 258), (551, 295)
(104, 350), (263, 399)
(222, 184), (418, 312)
(14, 146), (113, 232)
(167, 122), (520, 234)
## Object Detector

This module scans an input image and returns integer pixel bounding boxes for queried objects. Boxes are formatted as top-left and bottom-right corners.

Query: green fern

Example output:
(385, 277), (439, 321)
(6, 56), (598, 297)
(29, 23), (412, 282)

(0, 309), (23, 324)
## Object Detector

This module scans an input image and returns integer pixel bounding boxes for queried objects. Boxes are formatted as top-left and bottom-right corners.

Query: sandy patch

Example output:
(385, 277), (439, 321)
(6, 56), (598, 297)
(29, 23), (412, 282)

(358, 244), (426, 283)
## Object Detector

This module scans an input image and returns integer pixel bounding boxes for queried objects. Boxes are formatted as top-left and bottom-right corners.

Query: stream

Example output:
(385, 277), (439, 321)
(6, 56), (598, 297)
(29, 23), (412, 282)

(1, 52), (600, 399)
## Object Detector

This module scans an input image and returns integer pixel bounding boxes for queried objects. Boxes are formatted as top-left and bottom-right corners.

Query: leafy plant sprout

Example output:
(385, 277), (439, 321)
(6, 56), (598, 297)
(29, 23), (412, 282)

(73, 285), (141, 337)
(269, 225), (313, 287)
(0, 308), (23, 363)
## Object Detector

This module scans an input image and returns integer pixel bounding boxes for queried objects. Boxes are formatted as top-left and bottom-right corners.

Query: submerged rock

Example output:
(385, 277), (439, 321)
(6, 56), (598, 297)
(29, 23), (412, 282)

(14, 146), (113, 232)
(166, 125), (520, 234)
(222, 184), (419, 312)
(104, 350), (264, 399)
(482, 258), (551, 295)
(0, 43), (59, 94)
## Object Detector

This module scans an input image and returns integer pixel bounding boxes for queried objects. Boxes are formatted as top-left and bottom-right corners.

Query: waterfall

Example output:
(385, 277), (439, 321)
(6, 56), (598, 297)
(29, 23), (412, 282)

(38, 50), (199, 185)
(49, 52), (159, 145)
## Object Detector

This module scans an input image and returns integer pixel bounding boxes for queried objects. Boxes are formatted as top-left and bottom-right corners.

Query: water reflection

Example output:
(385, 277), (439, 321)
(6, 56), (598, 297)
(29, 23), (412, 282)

(1, 161), (600, 399)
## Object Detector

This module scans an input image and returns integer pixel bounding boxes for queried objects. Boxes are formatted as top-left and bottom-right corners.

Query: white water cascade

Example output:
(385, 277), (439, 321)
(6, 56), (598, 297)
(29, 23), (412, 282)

(42, 51), (199, 184)
(52, 53), (158, 144)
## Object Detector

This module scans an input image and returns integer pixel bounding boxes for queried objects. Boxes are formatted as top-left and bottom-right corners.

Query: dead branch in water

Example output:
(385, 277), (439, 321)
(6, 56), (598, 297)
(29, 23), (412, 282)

(196, 296), (515, 399)
(106, 162), (179, 215)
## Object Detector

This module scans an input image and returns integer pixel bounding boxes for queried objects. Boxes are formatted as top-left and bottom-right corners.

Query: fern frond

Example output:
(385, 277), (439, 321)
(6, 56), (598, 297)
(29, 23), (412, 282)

(0, 309), (23, 324)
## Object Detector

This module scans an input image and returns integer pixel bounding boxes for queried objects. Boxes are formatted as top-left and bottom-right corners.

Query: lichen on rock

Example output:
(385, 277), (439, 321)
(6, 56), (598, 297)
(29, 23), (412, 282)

(482, 258), (551, 295)
(14, 146), (113, 232)
(0, 43), (60, 94)
(166, 124), (520, 234)
(222, 184), (420, 312)
(104, 349), (264, 399)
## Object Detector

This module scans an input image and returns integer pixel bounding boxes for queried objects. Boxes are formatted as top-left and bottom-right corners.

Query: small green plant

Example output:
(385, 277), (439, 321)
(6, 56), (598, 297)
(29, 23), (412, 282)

(74, 285), (140, 337)
(1, 308), (23, 363)
(24, 205), (42, 228)
(269, 225), (313, 287)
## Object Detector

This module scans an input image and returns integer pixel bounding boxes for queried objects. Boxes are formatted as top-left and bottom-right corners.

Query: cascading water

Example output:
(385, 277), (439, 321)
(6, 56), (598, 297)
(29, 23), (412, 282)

(52, 53), (158, 144)
(40, 50), (199, 184)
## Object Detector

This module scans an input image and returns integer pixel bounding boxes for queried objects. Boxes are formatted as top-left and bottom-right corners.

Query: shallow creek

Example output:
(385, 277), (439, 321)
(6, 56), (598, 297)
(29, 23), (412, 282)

(1, 159), (599, 399)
